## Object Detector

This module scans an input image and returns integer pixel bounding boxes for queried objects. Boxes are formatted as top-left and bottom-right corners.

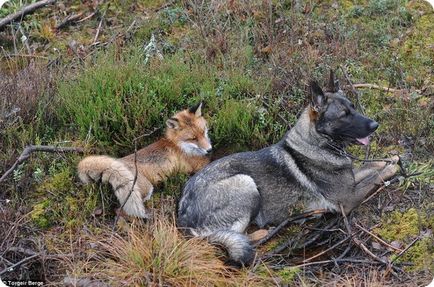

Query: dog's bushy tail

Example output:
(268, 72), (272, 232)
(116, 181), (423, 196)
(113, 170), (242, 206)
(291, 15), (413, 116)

(207, 230), (255, 265)
(77, 155), (150, 218)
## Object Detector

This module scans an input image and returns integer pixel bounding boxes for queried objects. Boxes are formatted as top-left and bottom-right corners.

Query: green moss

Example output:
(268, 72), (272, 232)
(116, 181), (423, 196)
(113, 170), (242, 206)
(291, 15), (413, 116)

(30, 199), (51, 228)
(31, 166), (103, 229)
(400, 237), (434, 271)
(376, 208), (434, 271)
(277, 267), (301, 284)
(376, 208), (424, 241)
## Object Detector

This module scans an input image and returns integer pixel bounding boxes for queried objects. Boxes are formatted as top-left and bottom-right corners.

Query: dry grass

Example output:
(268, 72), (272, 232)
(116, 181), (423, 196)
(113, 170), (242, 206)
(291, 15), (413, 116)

(0, 61), (54, 127)
(62, 206), (276, 287)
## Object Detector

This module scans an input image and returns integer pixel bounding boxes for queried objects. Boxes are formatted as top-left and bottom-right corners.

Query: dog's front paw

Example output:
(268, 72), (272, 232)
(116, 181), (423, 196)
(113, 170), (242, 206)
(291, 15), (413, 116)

(248, 229), (269, 242)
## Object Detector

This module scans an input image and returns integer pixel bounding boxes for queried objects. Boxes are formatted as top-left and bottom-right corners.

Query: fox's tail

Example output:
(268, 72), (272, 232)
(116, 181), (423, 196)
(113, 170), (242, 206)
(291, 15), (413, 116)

(77, 155), (151, 218)
(207, 230), (255, 266)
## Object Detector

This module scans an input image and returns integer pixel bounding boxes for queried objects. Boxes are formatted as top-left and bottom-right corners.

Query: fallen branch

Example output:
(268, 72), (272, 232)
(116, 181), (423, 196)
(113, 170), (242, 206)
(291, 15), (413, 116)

(391, 236), (420, 264)
(0, 0), (56, 30)
(354, 222), (403, 252)
(93, 5), (109, 45)
(56, 12), (84, 30)
(351, 83), (422, 94)
(0, 145), (84, 183)
(0, 253), (39, 276)
(254, 209), (327, 247)
(302, 236), (350, 263)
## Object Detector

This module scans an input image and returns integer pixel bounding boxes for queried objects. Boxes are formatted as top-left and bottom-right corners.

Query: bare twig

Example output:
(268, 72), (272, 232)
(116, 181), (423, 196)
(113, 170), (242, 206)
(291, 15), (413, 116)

(351, 83), (421, 94)
(302, 236), (351, 263)
(0, 253), (39, 276)
(0, 145), (84, 183)
(0, 0), (56, 30)
(288, 258), (401, 270)
(113, 128), (159, 226)
(354, 222), (403, 252)
(254, 209), (327, 247)
(77, 11), (97, 23)
(56, 12), (84, 30)
(353, 237), (388, 264)
(93, 5), (109, 45)
(339, 204), (352, 235)
(391, 236), (420, 264)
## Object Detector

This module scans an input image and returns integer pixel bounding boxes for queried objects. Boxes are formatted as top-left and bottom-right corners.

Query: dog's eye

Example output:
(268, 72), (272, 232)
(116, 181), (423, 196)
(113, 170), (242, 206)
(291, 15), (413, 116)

(189, 136), (198, 141)
(339, 110), (348, 118)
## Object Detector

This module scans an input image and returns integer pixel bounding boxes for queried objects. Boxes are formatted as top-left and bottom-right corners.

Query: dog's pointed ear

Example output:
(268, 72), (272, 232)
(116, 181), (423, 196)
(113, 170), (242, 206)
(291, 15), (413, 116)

(166, 117), (179, 129)
(189, 102), (202, 117)
(327, 69), (339, 92)
(310, 81), (325, 111)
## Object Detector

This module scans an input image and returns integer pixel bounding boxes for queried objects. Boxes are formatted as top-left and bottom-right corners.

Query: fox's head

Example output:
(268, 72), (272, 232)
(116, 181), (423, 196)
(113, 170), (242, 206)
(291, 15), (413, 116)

(165, 102), (212, 156)
(309, 70), (379, 146)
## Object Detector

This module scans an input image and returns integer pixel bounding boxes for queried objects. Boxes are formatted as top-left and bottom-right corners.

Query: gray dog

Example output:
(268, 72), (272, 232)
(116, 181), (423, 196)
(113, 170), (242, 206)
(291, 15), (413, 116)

(177, 71), (398, 265)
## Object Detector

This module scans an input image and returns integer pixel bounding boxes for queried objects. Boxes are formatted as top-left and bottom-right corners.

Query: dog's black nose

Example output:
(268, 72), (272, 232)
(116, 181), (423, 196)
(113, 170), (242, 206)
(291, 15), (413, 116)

(369, 121), (379, 131)
(206, 148), (213, 153)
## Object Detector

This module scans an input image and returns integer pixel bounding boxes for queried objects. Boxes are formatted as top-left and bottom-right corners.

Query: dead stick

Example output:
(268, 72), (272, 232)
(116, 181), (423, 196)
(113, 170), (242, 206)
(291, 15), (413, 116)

(391, 236), (420, 264)
(112, 128), (159, 226)
(354, 222), (403, 252)
(254, 209), (327, 247)
(0, 0), (56, 30)
(302, 236), (350, 263)
(0, 145), (84, 183)
(0, 253), (39, 276)
(289, 258), (401, 269)
(353, 237), (388, 264)
(77, 11), (97, 23)
(56, 12), (84, 30)
(351, 83), (421, 94)
(93, 5), (109, 45)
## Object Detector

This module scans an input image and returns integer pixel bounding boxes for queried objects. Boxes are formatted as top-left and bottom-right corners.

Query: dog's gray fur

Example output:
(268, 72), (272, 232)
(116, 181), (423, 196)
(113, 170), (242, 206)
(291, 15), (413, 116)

(177, 71), (398, 265)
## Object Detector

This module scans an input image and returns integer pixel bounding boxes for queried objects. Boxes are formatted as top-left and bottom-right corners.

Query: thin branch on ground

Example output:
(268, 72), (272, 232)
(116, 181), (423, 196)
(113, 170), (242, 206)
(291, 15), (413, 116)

(93, 5), (109, 45)
(112, 128), (160, 227)
(0, 145), (85, 183)
(56, 12), (84, 30)
(0, 253), (39, 276)
(351, 83), (421, 94)
(0, 0), (56, 30)
(254, 209), (328, 247)
(302, 236), (351, 263)
(354, 222), (403, 252)
(391, 236), (420, 264)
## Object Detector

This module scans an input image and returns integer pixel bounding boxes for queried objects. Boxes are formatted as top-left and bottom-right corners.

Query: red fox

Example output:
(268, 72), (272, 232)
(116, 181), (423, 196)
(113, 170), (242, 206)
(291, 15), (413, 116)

(77, 103), (212, 218)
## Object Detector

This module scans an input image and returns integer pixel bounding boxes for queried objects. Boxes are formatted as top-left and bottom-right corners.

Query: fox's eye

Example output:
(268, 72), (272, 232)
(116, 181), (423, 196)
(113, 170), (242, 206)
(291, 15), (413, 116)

(189, 136), (198, 141)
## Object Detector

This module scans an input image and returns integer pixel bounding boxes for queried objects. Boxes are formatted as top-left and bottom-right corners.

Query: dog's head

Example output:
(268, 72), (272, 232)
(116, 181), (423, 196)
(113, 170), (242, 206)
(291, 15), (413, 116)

(309, 70), (378, 146)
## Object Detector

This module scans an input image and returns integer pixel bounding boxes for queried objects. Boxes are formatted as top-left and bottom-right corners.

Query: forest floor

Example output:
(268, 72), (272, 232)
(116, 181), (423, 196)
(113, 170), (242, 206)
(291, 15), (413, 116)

(0, 0), (433, 286)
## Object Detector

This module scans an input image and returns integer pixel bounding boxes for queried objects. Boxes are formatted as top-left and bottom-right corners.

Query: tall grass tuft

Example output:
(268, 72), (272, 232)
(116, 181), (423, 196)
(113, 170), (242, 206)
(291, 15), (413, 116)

(80, 214), (275, 286)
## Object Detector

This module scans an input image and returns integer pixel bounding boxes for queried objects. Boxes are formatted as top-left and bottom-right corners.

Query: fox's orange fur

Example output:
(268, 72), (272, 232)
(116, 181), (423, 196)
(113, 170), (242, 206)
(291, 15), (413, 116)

(77, 103), (212, 218)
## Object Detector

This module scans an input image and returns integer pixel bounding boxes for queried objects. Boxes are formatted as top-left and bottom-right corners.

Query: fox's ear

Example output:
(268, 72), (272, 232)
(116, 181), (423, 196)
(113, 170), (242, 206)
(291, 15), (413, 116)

(326, 69), (339, 93)
(310, 81), (325, 111)
(166, 117), (179, 129)
(189, 102), (202, 117)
